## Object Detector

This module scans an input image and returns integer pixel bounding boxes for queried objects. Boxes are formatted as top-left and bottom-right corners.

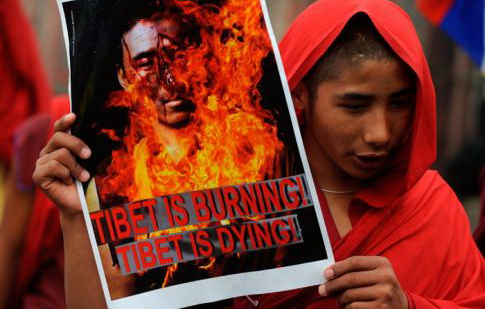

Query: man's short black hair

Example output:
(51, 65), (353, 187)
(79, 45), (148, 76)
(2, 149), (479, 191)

(303, 13), (398, 100)
(111, 0), (201, 69)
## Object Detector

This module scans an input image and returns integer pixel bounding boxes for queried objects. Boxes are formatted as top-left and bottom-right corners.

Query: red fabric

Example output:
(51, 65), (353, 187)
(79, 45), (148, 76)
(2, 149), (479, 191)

(233, 0), (485, 308)
(13, 113), (51, 191)
(13, 96), (70, 309)
(417, 0), (454, 25)
(1, 1), (60, 306)
(473, 168), (485, 255)
(0, 0), (50, 164)
(0, 0), (50, 162)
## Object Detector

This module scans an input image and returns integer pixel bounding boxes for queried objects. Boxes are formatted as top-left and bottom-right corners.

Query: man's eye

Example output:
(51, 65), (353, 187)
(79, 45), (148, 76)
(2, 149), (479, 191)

(137, 58), (154, 68)
(339, 103), (369, 112)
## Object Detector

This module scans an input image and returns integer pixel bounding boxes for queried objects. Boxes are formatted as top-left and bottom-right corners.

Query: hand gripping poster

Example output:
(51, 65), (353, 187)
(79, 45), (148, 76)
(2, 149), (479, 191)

(57, 0), (334, 308)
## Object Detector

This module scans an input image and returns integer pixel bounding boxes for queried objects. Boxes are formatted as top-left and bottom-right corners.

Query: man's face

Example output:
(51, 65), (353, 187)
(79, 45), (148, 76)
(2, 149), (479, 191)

(297, 58), (416, 186)
(119, 18), (193, 127)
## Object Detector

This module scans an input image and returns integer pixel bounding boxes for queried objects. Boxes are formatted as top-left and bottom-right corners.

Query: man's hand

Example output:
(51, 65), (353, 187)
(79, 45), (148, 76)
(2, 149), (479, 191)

(33, 113), (91, 217)
(319, 256), (408, 309)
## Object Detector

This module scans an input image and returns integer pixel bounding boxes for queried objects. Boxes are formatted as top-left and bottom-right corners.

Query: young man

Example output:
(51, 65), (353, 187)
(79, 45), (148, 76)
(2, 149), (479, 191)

(234, 0), (485, 308)
(34, 0), (485, 308)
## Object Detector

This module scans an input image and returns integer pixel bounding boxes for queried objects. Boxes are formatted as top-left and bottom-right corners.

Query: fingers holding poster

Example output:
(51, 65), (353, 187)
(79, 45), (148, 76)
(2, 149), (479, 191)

(57, 0), (334, 308)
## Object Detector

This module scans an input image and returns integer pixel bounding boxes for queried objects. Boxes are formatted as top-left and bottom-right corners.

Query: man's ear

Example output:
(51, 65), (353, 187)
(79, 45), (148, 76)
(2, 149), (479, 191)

(291, 82), (310, 111)
(117, 67), (130, 90)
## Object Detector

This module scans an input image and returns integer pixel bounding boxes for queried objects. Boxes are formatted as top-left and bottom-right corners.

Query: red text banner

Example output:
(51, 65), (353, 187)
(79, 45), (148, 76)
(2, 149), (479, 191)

(115, 215), (303, 275)
(90, 174), (311, 245)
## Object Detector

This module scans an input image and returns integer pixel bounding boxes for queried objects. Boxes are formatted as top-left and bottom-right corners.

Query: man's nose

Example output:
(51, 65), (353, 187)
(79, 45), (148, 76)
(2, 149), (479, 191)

(362, 109), (391, 148)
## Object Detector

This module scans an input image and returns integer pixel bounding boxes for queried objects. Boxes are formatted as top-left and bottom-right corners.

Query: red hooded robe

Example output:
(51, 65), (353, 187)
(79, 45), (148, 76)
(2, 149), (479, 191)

(0, 0), (67, 307)
(234, 0), (485, 308)
(0, 0), (50, 164)
(473, 167), (485, 255)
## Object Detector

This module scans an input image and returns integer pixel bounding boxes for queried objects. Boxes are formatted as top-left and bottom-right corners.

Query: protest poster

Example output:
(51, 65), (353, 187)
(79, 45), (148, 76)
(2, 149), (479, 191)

(57, 0), (334, 308)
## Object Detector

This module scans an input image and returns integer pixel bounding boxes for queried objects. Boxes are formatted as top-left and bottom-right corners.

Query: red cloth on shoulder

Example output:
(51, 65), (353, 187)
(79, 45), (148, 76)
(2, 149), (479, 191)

(0, 0), (50, 164)
(473, 167), (485, 255)
(233, 0), (485, 308)
(12, 95), (70, 309)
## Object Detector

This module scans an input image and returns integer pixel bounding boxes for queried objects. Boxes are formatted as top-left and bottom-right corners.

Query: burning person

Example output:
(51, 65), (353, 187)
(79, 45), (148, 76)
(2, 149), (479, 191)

(94, 0), (284, 206)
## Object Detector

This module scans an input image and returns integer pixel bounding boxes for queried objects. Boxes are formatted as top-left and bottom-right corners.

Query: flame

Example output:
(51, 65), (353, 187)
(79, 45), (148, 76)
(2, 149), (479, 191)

(96, 0), (283, 286)
(161, 263), (178, 288)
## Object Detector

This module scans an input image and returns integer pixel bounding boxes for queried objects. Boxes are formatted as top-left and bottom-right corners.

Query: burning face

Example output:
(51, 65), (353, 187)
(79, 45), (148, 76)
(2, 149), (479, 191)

(118, 18), (194, 127)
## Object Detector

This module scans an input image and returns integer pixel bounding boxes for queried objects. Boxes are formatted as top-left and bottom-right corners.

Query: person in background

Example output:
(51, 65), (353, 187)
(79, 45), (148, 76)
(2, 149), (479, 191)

(1, 96), (69, 309)
(0, 0), (68, 308)
(0, 0), (49, 165)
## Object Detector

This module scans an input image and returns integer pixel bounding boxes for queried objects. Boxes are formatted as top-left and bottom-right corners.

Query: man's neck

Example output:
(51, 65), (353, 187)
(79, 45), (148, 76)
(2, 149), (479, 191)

(303, 127), (358, 237)
(154, 122), (195, 163)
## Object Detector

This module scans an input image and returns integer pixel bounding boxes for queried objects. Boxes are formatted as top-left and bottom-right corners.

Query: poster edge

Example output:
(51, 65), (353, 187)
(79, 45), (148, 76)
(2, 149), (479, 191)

(56, 0), (115, 304)
(111, 260), (333, 309)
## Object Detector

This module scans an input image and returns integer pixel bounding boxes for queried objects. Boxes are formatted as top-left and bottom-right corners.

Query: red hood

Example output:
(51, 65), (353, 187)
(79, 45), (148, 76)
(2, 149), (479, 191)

(0, 0), (50, 163)
(279, 0), (436, 207)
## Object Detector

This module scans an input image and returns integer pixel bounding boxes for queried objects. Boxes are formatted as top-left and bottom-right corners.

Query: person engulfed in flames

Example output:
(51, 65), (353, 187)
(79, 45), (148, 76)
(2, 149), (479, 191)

(95, 0), (285, 205)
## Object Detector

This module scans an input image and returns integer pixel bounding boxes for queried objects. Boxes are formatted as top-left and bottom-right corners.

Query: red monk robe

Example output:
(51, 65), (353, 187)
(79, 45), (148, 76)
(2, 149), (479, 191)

(0, 0), (50, 164)
(0, 0), (66, 307)
(0, 0), (69, 305)
(233, 0), (485, 308)
(11, 96), (70, 309)
(474, 168), (485, 255)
